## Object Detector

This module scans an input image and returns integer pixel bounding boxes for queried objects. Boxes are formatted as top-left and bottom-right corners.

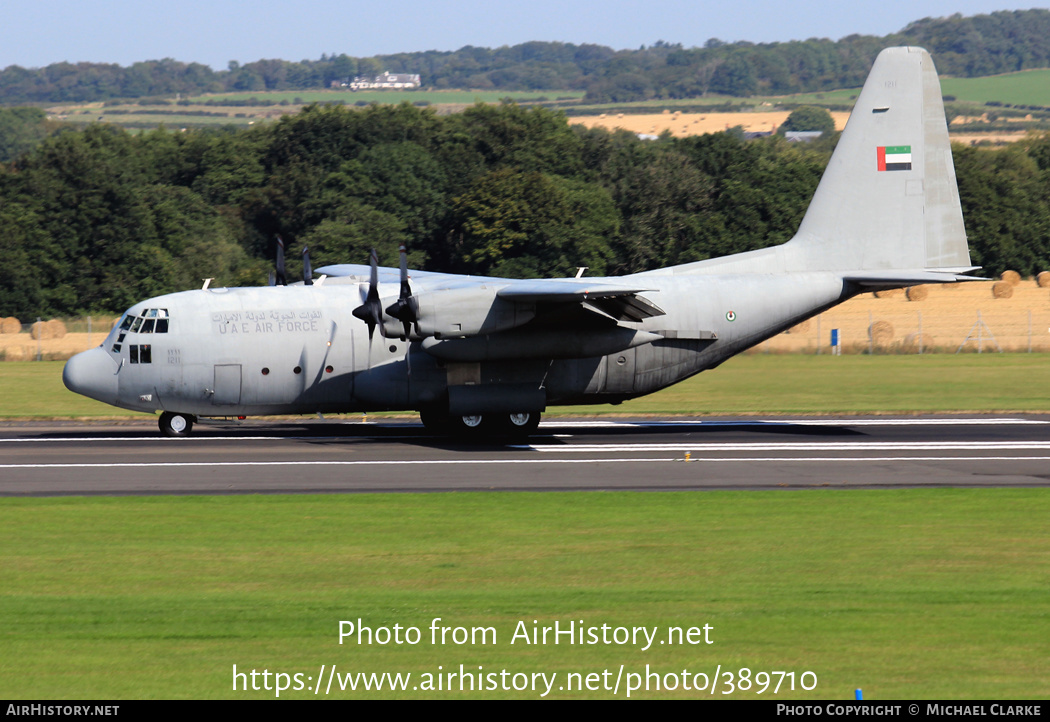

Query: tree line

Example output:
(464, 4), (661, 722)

(1, 102), (1048, 319)
(2, 10), (1049, 105)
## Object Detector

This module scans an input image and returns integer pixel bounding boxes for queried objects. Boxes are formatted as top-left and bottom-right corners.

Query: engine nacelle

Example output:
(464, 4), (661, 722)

(410, 286), (535, 339)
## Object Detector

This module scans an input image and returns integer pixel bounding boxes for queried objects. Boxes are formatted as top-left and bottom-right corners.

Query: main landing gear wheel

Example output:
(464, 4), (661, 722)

(417, 409), (542, 438)
(501, 411), (540, 437)
(448, 414), (486, 436)
(419, 407), (450, 434)
(159, 411), (195, 438)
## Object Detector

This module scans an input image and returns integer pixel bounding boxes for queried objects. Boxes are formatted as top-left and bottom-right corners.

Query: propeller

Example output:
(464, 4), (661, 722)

(302, 245), (313, 286)
(272, 235), (287, 286)
(384, 244), (419, 339)
(351, 248), (384, 341)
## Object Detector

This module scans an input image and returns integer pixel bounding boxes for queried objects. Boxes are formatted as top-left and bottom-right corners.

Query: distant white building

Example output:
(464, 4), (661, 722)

(345, 71), (421, 90)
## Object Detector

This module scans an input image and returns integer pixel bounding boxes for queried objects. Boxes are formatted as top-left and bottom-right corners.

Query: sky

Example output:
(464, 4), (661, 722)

(1, 1), (1046, 71)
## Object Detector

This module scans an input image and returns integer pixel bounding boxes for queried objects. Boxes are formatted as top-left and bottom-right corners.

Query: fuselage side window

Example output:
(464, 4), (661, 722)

(129, 345), (139, 364)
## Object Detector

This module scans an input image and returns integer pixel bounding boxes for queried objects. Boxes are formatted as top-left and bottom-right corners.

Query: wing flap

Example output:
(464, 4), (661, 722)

(497, 281), (665, 320)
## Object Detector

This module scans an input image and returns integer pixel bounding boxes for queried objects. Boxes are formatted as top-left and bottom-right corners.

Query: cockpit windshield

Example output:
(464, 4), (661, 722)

(111, 308), (169, 354)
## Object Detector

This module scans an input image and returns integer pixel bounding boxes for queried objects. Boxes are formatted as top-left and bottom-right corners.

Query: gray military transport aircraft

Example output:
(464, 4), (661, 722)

(64, 47), (978, 438)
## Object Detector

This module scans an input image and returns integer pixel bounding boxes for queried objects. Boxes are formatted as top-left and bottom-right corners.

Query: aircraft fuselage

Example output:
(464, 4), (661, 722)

(66, 271), (852, 421)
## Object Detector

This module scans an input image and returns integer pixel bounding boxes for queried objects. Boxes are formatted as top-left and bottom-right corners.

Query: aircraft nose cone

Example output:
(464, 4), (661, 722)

(63, 346), (119, 405)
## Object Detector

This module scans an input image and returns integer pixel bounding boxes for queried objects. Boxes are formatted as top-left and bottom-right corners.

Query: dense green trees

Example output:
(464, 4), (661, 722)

(0, 107), (58, 162)
(2, 10), (1049, 105)
(778, 106), (836, 135)
(1, 102), (1048, 319)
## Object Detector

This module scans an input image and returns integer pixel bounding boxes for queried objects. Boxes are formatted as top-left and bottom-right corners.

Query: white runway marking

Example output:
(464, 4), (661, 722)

(3, 456), (1050, 471)
(0, 436), (288, 443)
(0, 459), (669, 469)
(542, 418), (1049, 428)
(517, 441), (1050, 452)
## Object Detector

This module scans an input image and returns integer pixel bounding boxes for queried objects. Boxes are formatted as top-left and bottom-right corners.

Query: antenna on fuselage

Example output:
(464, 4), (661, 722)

(272, 235), (287, 286)
(302, 246), (314, 286)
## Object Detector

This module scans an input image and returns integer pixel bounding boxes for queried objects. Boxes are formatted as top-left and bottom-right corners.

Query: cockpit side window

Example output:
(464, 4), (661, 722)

(128, 344), (152, 364)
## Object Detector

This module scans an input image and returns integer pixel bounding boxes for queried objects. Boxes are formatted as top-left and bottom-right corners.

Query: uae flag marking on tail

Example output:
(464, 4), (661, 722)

(877, 145), (912, 171)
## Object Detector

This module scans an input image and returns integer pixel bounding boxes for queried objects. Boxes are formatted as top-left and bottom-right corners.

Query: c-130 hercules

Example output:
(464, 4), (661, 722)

(64, 47), (978, 437)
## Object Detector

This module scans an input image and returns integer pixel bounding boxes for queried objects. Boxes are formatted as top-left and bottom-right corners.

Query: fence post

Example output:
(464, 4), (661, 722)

(36, 316), (42, 361)
(918, 310), (923, 355)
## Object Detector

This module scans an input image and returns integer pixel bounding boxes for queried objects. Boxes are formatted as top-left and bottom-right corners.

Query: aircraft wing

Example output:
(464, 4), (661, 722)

(318, 262), (666, 326)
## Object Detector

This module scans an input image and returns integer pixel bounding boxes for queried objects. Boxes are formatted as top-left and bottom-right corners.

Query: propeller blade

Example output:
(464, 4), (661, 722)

(274, 235), (287, 286)
(351, 248), (383, 340)
(384, 244), (419, 338)
(302, 245), (313, 286)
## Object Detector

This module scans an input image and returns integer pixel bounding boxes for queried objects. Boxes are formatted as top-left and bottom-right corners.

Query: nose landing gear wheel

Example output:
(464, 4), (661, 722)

(159, 411), (195, 437)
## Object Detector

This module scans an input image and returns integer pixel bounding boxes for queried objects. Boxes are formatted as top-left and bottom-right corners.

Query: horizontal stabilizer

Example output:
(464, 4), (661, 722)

(844, 268), (985, 286)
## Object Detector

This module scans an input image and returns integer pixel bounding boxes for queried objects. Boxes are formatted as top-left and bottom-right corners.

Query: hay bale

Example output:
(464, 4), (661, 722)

(868, 320), (894, 345)
(1037, 271), (1050, 288)
(905, 285), (929, 302)
(873, 289), (902, 298)
(902, 332), (935, 352)
(991, 281), (1014, 299)
(786, 319), (811, 334)
(47, 319), (67, 339)
(30, 321), (53, 340)
(0, 317), (21, 334)
(1000, 270), (1021, 285)
(4, 345), (25, 361)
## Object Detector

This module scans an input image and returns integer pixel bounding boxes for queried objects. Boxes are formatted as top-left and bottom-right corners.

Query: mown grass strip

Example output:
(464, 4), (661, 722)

(0, 490), (1046, 699)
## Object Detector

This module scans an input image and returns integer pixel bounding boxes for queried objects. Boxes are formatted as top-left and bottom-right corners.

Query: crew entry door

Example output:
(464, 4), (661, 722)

(213, 364), (242, 405)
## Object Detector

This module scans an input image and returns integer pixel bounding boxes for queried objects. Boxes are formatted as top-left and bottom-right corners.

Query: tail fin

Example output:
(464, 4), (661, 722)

(789, 47), (975, 277)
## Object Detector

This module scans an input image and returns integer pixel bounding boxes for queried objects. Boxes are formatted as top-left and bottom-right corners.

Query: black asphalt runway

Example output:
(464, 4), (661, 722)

(6, 415), (1050, 493)
(2, 415), (1050, 496)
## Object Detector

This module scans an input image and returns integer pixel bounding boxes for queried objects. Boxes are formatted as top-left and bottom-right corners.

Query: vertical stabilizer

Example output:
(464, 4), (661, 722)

(788, 47), (971, 273)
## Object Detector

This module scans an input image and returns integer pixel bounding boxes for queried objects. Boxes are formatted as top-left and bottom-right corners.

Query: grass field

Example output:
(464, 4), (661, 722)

(1, 490), (1047, 699)
(4, 354), (1049, 420)
(46, 69), (1050, 132)
(181, 89), (583, 105)
(940, 69), (1050, 107)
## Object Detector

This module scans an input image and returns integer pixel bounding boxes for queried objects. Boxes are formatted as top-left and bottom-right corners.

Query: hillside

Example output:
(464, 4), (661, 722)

(2, 9), (1048, 106)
